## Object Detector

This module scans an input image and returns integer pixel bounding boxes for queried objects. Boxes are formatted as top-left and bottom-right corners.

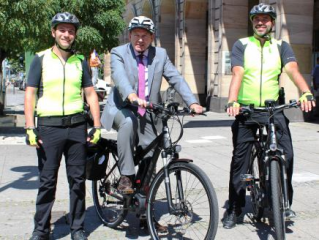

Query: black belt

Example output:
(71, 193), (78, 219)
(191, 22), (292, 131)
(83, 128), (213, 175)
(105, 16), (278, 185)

(38, 113), (86, 127)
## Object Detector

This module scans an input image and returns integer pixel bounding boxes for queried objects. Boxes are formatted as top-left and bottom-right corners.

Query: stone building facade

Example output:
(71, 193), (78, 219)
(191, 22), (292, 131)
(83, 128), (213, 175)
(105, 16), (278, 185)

(111, 0), (316, 120)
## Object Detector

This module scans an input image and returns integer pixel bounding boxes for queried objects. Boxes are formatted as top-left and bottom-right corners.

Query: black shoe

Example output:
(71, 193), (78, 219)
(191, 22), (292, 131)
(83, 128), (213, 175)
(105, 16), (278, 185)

(71, 230), (88, 240)
(285, 208), (296, 219)
(223, 209), (242, 229)
(29, 233), (49, 240)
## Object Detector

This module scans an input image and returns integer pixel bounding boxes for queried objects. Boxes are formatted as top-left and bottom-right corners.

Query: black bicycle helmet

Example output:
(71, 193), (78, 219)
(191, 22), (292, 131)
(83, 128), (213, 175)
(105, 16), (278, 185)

(250, 3), (276, 21)
(128, 16), (155, 33)
(51, 12), (80, 30)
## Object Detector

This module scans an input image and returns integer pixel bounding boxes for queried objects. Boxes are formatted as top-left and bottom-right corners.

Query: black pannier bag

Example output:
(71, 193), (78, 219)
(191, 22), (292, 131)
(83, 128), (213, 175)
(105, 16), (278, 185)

(86, 145), (108, 180)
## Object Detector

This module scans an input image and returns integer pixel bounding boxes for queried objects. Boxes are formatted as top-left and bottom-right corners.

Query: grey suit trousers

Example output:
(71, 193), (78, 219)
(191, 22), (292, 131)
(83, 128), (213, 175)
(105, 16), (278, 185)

(113, 108), (158, 176)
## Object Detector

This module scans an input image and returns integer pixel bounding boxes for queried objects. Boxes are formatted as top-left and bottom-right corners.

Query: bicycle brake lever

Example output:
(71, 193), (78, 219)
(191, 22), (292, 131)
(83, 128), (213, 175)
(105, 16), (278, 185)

(189, 108), (207, 116)
(131, 100), (153, 109)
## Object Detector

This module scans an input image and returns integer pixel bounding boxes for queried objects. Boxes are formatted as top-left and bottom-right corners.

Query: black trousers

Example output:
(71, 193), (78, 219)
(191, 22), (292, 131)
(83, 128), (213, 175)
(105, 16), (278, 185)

(228, 112), (294, 210)
(33, 123), (87, 237)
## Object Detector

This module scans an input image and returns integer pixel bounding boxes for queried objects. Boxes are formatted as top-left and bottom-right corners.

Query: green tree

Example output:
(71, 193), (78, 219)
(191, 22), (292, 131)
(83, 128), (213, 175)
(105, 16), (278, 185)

(0, 0), (125, 115)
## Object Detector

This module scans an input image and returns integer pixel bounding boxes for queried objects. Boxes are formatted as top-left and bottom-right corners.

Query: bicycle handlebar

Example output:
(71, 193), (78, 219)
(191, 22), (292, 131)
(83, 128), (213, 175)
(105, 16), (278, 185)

(131, 101), (206, 117)
(240, 99), (299, 116)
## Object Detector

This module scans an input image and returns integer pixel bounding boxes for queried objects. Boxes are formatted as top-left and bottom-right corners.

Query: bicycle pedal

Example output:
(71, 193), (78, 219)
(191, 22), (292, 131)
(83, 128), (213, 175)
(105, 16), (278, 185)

(241, 174), (253, 182)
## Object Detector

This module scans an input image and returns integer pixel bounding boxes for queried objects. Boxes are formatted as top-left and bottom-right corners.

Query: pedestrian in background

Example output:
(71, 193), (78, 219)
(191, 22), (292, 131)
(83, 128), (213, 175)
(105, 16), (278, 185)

(24, 12), (101, 240)
(89, 49), (102, 86)
(311, 56), (319, 115)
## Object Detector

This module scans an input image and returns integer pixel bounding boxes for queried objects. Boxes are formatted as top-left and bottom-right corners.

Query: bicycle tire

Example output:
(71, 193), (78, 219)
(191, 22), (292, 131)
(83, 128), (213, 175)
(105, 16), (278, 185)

(248, 144), (264, 221)
(92, 150), (128, 228)
(146, 162), (218, 240)
(270, 159), (286, 240)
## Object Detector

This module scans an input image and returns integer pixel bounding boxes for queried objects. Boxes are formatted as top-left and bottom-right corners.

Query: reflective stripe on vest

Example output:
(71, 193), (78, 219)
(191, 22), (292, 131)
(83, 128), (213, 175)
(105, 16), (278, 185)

(238, 36), (282, 107)
(36, 49), (84, 116)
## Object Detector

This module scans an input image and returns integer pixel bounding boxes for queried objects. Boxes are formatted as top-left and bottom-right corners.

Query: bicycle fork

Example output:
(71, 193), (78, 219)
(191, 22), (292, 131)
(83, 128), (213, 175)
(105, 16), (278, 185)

(162, 151), (186, 215)
(280, 158), (289, 211)
(278, 156), (290, 213)
(267, 122), (290, 213)
(161, 126), (185, 215)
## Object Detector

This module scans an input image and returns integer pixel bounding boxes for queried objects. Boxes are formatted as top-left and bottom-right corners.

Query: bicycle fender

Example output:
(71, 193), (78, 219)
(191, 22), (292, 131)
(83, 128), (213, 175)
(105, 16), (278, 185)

(170, 158), (193, 165)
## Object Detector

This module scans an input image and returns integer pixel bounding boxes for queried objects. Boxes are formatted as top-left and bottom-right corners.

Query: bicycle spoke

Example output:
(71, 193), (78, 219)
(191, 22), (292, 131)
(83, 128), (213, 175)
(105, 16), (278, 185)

(92, 151), (127, 227)
(147, 163), (218, 239)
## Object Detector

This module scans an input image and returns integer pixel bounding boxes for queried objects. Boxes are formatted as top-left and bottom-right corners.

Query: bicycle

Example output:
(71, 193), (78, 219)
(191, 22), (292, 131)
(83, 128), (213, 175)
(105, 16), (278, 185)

(88, 102), (219, 239)
(240, 99), (298, 240)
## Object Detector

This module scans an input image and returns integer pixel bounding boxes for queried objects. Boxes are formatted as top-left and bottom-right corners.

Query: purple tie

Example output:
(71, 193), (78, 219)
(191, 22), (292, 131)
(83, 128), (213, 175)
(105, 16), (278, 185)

(138, 54), (146, 116)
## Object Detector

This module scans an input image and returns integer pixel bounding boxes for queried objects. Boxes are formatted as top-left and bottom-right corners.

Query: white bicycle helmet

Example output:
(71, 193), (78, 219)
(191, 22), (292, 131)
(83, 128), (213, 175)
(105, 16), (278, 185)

(51, 12), (80, 29)
(250, 3), (276, 21)
(128, 16), (155, 33)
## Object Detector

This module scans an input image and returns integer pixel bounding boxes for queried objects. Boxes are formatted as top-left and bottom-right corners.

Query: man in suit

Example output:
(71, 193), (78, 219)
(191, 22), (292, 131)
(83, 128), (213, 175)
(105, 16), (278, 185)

(101, 16), (203, 194)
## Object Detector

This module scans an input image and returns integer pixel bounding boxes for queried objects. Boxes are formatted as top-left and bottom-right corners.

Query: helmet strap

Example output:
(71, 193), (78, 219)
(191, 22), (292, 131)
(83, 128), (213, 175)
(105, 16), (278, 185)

(263, 34), (272, 44)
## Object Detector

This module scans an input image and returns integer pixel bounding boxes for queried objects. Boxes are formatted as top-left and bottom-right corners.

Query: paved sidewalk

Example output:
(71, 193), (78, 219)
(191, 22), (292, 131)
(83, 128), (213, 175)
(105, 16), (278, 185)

(1, 87), (319, 239)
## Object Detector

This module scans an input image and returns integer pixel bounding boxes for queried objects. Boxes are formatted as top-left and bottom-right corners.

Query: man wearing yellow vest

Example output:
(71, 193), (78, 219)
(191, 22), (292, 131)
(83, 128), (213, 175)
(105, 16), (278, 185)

(223, 3), (315, 229)
(24, 12), (101, 240)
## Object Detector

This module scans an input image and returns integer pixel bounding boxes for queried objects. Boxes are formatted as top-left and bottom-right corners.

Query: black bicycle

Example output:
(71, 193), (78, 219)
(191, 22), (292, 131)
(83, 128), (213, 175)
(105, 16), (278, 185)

(241, 99), (298, 240)
(88, 102), (219, 239)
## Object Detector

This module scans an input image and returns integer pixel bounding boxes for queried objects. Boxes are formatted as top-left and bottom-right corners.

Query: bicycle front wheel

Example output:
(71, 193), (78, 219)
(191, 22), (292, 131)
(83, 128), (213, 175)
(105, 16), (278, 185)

(147, 162), (218, 240)
(92, 150), (128, 228)
(270, 159), (286, 240)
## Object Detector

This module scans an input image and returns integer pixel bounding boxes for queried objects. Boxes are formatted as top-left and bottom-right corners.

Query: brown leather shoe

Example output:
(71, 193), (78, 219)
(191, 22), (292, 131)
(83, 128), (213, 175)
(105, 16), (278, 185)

(140, 218), (168, 233)
(155, 221), (168, 233)
(117, 176), (134, 194)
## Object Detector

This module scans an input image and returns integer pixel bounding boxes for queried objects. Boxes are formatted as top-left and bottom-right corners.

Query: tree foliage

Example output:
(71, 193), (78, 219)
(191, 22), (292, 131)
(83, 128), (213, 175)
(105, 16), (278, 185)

(0, 0), (126, 60)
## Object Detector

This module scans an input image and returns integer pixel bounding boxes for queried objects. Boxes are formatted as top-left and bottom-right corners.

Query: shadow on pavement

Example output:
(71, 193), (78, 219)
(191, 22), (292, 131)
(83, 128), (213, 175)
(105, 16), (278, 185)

(50, 207), (150, 239)
(221, 197), (295, 240)
(0, 126), (25, 134)
(4, 110), (24, 115)
(183, 120), (233, 128)
(0, 166), (38, 192)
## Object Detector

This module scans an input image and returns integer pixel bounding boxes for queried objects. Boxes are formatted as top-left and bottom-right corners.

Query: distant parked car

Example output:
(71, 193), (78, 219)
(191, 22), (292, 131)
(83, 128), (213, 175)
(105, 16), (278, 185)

(13, 80), (21, 87)
(94, 79), (111, 102)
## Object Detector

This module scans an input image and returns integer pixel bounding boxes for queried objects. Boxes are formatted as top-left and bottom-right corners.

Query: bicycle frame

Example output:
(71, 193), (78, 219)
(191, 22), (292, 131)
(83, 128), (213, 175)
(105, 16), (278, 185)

(133, 111), (188, 215)
(96, 103), (191, 217)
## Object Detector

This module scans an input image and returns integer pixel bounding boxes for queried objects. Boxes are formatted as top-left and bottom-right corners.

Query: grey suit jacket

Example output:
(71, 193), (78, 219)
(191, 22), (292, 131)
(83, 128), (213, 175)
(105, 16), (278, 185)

(101, 43), (197, 131)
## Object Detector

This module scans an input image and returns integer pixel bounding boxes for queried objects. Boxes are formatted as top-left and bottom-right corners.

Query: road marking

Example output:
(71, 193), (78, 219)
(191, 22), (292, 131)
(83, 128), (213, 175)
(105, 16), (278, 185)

(185, 135), (226, 144)
(201, 135), (226, 140)
(293, 172), (319, 183)
(0, 136), (25, 145)
(186, 139), (212, 143)
(0, 129), (116, 145)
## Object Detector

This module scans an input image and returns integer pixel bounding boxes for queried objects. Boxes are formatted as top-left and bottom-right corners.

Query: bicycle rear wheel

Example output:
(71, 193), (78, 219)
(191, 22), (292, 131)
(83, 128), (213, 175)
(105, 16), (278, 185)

(147, 162), (218, 240)
(248, 144), (264, 221)
(92, 150), (128, 228)
(270, 159), (286, 240)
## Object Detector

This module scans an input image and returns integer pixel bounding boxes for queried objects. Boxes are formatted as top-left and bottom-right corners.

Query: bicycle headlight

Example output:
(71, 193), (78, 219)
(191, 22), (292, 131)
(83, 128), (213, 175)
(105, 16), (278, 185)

(270, 143), (277, 151)
(174, 145), (182, 153)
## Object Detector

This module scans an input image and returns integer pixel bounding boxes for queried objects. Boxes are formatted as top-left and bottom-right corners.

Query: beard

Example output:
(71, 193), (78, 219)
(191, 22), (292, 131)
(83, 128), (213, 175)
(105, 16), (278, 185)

(253, 25), (272, 38)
